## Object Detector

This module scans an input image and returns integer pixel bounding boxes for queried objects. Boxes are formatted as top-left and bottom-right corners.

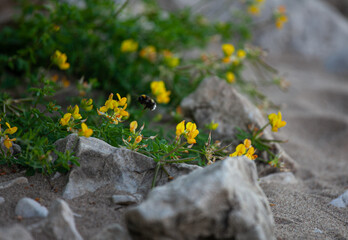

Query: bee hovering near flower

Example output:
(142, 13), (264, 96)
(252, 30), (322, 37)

(138, 95), (156, 111)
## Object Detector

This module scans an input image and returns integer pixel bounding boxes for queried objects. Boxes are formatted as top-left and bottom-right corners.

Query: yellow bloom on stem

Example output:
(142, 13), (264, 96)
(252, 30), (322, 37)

(81, 98), (93, 111)
(165, 57), (180, 68)
(206, 120), (219, 131)
(222, 57), (231, 63)
(222, 44), (235, 57)
(121, 39), (138, 53)
(185, 122), (199, 144)
(130, 121), (138, 134)
(230, 144), (246, 157)
(275, 15), (288, 29)
(268, 111), (287, 132)
(226, 72), (236, 84)
(52, 50), (70, 70)
(4, 122), (17, 135)
(244, 139), (251, 149)
(71, 105), (82, 120)
(248, 5), (260, 16)
(135, 135), (142, 144)
(176, 120), (185, 138)
(116, 93), (127, 106)
(3, 135), (16, 149)
(237, 49), (246, 59)
(245, 146), (258, 160)
(140, 46), (157, 62)
(79, 123), (93, 138)
(60, 113), (72, 126)
(151, 81), (171, 104)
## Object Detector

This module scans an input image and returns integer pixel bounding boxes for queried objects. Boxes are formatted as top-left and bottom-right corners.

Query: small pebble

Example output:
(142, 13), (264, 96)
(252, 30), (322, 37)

(112, 195), (137, 205)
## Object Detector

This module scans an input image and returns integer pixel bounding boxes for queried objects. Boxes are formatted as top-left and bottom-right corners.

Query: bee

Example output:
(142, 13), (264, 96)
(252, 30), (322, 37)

(138, 95), (156, 111)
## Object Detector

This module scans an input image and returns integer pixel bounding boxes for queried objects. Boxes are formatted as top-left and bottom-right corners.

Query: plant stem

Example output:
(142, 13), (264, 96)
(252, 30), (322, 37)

(151, 162), (161, 188)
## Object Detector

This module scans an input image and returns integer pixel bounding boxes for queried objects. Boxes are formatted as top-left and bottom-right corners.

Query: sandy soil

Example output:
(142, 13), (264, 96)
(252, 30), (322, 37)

(260, 55), (348, 239)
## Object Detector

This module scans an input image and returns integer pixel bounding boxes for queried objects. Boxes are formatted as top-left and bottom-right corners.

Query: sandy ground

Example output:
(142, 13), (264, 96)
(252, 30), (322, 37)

(1, 54), (348, 239)
(260, 55), (348, 239)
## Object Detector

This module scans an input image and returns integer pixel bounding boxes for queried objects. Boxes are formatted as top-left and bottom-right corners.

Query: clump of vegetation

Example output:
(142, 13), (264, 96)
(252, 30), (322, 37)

(0, 0), (289, 177)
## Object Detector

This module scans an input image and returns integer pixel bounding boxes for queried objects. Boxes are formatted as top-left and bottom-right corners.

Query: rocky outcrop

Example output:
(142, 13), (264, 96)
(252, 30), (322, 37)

(55, 134), (201, 200)
(181, 76), (298, 173)
(126, 156), (275, 240)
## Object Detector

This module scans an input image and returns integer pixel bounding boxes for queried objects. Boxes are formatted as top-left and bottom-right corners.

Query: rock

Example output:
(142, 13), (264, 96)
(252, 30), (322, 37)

(158, 0), (348, 74)
(55, 134), (200, 200)
(260, 172), (298, 185)
(0, 197), (4, 204)
(91, 223), (131, 240)
(126, 156), (275, 240)
(34, 199), (83, 240)
(0, 177), (28, 190)
(0, 225), (34, 240)
(112, 195), (138, 205)
(329, 190), (348, 208)
(181, 76), (298, 173)
(15, 197), (48, 218)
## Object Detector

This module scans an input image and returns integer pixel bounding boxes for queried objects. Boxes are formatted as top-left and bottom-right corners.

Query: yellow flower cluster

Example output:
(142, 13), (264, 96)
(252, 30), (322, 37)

(230, 139), (257, 160)
(247, 0), (265, 16)
(162, 50), (180, 68)
(121, 39), (138, 53)
(52, 50), (70, 70)
(150, 81), (171, 104)
(274, 6), (288, 29)
(59, 105), (93, 137)
(221, 43), (248, 84)
(97, 93), (129, 124)
(268, 111), (286, 132)
(0, 120), (17, 150)
(206, 120), (219, 131)
(140, 46), (157, 62)
(176, 120), (199, 144)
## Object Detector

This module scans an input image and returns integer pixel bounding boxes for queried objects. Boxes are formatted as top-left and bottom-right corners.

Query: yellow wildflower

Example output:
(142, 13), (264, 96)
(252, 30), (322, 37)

(275, 15), (288, 29)
(230, 144), (246, 157)
(62, 77), (70, 88)
(130, 121), (138, 134)
(140, 46), (157, 62)
(135, 135), (143, 144)
(222, 57), (231, 63)
(245, 146), (258, 160)
(51, 74), (59, 83)
(185, 122), (199, 144)
(206, 120), (219, 131)
(165, 57), (180, 68)
(150, 81), (171, 104)
(79, 123), (93, 138)
(226, 72), (236, 84)
(222, 44), (235, 57)
(121, 39), (138, 53)
(116, 93), (127, 106)
(71, 105), (82, 120)
(52, 50), (70, 70)
(4, 122), (17, 135)
(244, 139), (252, 149)
(60, 113), (72, 126)
(248, 5), (260, 16)
(81, 98), (93, 111)
(176, 120), (185, 138)
(3, 135), (16, 149)
(268, 111), (287, 132)
(237, 49), (246, 59)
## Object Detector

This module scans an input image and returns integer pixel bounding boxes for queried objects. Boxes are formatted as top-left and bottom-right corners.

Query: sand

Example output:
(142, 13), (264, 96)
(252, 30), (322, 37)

(260, 55), (348, 239)
(1, 54), (348, 239)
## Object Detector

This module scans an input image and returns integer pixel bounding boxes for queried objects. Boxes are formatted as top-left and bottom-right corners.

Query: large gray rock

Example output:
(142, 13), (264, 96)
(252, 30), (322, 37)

(181, 76), (298, 173)
(33, 199), (83, 240)
(15, 197), (48, 218)
(0, 225), (34, 240)
(55, 134), (200, 199)
(126, 157), (275, 240)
